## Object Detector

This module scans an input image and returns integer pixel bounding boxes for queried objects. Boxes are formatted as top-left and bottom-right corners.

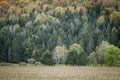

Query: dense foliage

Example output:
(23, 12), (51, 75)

(0, 0), (120, 66)
(65, 43), (86, 65)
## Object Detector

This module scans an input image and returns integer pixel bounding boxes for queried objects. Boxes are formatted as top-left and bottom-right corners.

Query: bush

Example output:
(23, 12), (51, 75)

(27, 58), (36, 64)
(34, 62), (43, 66)
(0, 62), (13, 66)
(18, 62), (27, 66)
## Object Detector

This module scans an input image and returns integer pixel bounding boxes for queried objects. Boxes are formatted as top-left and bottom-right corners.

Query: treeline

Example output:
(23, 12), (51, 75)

(0, 0), (120, 66)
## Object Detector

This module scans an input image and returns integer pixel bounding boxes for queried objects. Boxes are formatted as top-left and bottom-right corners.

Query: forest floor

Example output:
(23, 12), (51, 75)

(0, 66), (120, 80)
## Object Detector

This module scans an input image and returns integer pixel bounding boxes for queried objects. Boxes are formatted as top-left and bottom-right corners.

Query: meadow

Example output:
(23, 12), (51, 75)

(0, 66), (120, 80)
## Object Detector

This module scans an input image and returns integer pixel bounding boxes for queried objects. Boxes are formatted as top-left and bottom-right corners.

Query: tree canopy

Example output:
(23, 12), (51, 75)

(0, 0), (120, 66)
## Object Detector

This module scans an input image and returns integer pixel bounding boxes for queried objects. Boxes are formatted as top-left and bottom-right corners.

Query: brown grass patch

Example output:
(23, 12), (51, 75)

(0, 66), (120, 80)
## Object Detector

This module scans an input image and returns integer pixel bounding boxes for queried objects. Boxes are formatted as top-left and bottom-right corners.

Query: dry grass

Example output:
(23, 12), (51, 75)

(0, 66), (120, 80)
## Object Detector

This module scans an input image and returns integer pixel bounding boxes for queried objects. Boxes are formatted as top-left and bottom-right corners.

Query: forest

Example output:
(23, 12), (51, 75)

(0, 0), (120, 66)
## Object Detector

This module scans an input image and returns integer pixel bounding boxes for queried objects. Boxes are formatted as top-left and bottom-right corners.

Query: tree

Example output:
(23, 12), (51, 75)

(53, 45), (67, 64)
(65, 43), (87, 65)
(54, 6), (66, 14)
(109, 11), (120, 24)
(0, 27), (8, 62)
(105, 45), (120, 66)
(87, 52), (98, 65)
(40, 50), (55, 65)
(65, 49), (78, 65)
(95, 41), (110, 64)
(0, 0), (8, 6)
(97, 15), (105, 25)
(87, 41), (110, 65)
(0, 0), (120, 66)
(8, 46), (20, 63)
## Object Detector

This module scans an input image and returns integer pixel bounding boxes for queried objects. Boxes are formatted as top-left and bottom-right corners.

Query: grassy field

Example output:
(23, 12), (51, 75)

(0, 66), (120, 80)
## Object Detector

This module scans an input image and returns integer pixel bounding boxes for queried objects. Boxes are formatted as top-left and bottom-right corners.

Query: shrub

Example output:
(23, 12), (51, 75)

(18, 62), (27, 66)
(0, 62), (13, 66)
(34, 62), (43, 66)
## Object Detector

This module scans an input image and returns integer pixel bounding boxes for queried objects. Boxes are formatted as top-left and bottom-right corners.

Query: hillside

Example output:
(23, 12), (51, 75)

(0, 0), (120, 66)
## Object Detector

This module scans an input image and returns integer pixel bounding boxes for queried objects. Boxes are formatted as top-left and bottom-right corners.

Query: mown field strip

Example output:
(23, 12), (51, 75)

(0, 66), (120, 80)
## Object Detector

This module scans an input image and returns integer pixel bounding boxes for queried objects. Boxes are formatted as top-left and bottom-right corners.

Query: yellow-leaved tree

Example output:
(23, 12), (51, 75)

(53, 45), (67, 64)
